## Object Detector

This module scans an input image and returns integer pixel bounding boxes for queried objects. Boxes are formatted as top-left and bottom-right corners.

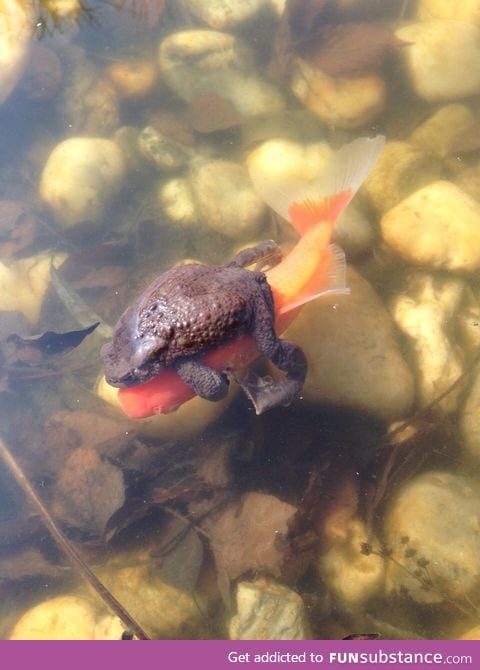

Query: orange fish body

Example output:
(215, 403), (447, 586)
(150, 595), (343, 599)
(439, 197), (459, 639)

(117, 136), (385, 418)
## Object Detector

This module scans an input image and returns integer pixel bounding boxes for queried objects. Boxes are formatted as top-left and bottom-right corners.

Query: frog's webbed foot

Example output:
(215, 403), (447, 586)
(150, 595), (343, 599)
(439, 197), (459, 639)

(236, 340), (307, 415)
(229, 240), (282, 271)
(174, 357), (229, 402)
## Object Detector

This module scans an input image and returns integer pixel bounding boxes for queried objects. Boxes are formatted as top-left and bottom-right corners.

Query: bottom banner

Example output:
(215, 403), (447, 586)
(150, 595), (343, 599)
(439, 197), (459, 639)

(0, 640), (478, 670)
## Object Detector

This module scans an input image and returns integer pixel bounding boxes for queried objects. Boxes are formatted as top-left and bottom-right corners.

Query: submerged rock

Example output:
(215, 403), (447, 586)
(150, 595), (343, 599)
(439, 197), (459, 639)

(396, 21), (480, 102)
(281, 267), (414, 421)
(363, 141), (441, 213)
(185, 0), (267, 30)
(158, 30), (284, 117)
(290, 59), (386, 129)
(0, 0), (32, 105)
(0, 253), (66, 323)
(318, 518), (385, 608)
(229, 579), (310, 640)
(409, 104), (477, 159)
(460, 360), (480, 464)
(39, 137), (125, 227)
(384, 471), (480, 604)
(381, 181), (480, 273)
(190, 159), (266, 240)
(418, 0), (480, 23)
(391, 272), (466, 412)
(138, 126), (192, 172)
(10, 596), (99, 640)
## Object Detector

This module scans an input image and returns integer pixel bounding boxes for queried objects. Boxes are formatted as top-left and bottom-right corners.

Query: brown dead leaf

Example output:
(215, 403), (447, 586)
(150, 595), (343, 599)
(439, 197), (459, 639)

(0, 201), (40, 259)
(71, 266), (128, 291)
(270, 0), (406, 79)
(0, 548), (61, 583)
(52, 447), (125, 536)
(204, 492), (297, 582)
(300, 23), (407, 77)
(188, 94), (242, 134)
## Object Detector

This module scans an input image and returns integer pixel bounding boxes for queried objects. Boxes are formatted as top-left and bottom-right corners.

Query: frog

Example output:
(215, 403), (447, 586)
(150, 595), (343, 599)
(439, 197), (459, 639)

(100, 240), (307, 414)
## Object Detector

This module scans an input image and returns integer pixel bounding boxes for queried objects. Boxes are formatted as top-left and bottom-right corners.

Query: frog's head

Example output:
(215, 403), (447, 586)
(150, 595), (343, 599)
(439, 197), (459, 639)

(101, 306), (170, 388)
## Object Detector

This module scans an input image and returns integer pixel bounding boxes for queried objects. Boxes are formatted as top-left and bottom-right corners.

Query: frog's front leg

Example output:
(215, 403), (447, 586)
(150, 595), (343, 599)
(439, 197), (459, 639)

(238, 296), (307, 414)
(174, 357), (229, 401)
(229, 240), (282, 270)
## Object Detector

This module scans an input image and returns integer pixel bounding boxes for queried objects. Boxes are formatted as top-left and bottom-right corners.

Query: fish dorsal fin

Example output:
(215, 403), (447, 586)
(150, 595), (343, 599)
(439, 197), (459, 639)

(279, 243), (349, 315)
(249, 135), (385, 236)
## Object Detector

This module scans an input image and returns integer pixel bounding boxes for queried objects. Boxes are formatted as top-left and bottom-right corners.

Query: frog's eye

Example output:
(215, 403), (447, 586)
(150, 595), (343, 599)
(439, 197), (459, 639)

(131, 336), (167, 367)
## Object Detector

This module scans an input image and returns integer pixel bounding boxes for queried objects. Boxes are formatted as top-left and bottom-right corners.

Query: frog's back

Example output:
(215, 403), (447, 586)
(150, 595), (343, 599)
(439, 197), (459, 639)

(135, 263), (260, 362)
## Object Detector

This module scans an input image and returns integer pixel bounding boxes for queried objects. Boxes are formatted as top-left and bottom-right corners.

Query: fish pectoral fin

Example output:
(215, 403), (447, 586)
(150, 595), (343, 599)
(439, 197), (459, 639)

(279, 243), (350, 315)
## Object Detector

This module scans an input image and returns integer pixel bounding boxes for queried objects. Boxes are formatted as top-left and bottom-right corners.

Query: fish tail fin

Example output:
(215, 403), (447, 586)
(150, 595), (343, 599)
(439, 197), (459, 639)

(249, 135), (385, 236)
(278, 242), (349, 317)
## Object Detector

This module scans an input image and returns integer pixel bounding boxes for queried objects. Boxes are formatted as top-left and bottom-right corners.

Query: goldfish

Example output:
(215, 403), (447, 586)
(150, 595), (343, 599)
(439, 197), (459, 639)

(112, 135), (385, 418)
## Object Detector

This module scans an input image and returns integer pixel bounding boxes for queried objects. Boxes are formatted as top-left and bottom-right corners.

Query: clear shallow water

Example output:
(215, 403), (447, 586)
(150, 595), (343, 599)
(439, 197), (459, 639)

(1, 0), (480, 640)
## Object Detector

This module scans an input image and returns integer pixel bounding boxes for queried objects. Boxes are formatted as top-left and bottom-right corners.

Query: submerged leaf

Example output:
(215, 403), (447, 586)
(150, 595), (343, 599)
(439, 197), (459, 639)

(204, 492), (297, 582)
(7, 323), (99, 362)
(0, 201), (40, 260)
(52, 447), (125, 536)
(0, 549), (61, 583)
(300, 23), (407, 77)
(271, 0), (406, 78)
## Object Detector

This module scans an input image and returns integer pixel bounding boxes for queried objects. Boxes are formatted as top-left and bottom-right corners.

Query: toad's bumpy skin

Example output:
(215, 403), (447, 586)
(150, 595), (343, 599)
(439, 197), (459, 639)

(101, 241), (307, 413)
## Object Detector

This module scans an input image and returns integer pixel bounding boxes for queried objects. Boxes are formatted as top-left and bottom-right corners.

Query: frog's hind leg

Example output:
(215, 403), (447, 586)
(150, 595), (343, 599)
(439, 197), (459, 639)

(174, 357), (229, 402)
(238, 300), (307, 415)
(229, 240), (282, 271)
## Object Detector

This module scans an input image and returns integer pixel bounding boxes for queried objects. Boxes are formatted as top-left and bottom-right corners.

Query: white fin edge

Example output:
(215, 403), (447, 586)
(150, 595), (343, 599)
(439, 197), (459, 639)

(249, 135), (385, 223)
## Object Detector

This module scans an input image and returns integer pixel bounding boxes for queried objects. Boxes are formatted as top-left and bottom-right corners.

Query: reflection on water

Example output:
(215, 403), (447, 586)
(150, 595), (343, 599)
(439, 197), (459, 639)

(1, 0), (480, 641)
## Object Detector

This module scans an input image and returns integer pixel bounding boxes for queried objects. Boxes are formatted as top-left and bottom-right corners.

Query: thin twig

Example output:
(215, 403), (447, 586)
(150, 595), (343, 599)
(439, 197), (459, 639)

(0, 436), (150, 640)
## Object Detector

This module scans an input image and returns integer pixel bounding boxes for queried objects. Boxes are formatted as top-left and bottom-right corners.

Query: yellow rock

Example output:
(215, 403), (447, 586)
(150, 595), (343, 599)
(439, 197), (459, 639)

(9, 596), (98, 640)
(418, 0), (480, 23)
(106, 59), (157, 99)
(381, 181), (480, 273)
(363, 140), (441, 213)
(96, 374), (234, 441)
(0, 0), (32, 105)
(40, 137), (125, 227)
(318, 519), (385, 607)
(0, 253), (66, 323)
(410, 104), (477, 158)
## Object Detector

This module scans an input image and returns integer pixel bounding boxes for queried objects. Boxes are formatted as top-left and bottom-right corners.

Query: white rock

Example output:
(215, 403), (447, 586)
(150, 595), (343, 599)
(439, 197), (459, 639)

(186, 0), (265, 29)
(158, 30), (284, 117)
(138, 126), (192, 172)
(190, 159), (266, 240)
(418, 0), (480, 23)
(0, 0), (32, 105)
(229, 579), (310, 640)
(158, 177), (199, 228)
(9, 596), (98, 640)
(381, 181), (480, 273)
(39, 137), (126, 227)
(318, 519), (385, 607)
(281, 267), (415, 421)
(247, 138), (331, 184)
(384, 471), (480, 604)
(290, 59), (386, 129)
(396, 21), (480, 102)
(391, 272), (465, 412)
(410, 104), (477, 158)
(97, 549), (207, 639)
